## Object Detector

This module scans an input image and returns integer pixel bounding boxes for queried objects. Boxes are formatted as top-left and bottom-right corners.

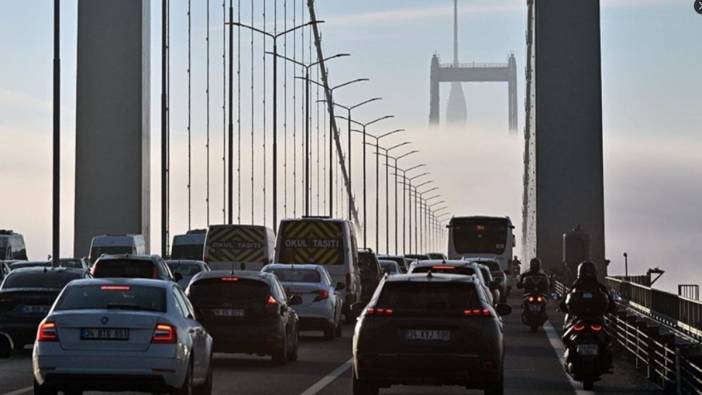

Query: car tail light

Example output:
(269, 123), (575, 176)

(366, 307), (393, 316)
(314, 290), (329, 302)
(266, 295), (278, 305)
(100, 285), (130, 291)
(432, 265), (455, 270)
(464, 308), (491, 317)
(152, 323), (177, 344)
(590, 324), (603, 332)
(573, 323), (587, 332)
(37, 321), (58, 342)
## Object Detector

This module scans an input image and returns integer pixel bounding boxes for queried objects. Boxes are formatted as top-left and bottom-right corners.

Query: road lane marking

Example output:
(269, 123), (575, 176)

(299, 358), (353, 395)
(543, 321), (595, 395)
(1, 386), (32, 395)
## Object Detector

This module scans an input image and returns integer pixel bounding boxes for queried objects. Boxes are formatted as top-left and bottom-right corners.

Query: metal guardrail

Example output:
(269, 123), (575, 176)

(439, 62), (509, 69)
(555, 279), (702, 394)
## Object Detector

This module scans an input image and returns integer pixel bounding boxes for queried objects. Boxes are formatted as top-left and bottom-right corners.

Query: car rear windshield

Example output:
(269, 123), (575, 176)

(55, 285), (166, 312)
(188, 278), (270, 305)
(266, 269), (320, 283)
(379, 261), (400, 274)
(405, 255), (429, 261)
(412, 265), (476, 276)
(93, 259), (155, 278)
(171, 245), (204, 260)
(359, 253), (379, 274)
(377, 282), (481, 310)
(168, 262), (203, 277)
(1, 271), (83, 290)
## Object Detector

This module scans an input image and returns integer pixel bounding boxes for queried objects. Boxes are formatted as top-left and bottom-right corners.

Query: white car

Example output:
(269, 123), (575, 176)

(33, 278), (213, 395)
(262, 263), (344, 339)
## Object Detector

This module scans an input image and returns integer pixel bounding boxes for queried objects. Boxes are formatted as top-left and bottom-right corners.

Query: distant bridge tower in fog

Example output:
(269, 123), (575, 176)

(429, 0), (518, 132)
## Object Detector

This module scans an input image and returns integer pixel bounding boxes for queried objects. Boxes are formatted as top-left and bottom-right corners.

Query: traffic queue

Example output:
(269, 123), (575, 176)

(0, 215), (614, 394)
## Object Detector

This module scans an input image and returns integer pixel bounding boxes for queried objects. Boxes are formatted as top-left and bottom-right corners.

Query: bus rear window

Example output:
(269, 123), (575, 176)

(451, 219), (508, 255)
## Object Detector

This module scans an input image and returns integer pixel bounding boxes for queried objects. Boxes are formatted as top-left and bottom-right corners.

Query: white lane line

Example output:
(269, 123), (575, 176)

(1, 385), (33, 395)
(543, 321), (595, 395)
(299, 358), (353, 395)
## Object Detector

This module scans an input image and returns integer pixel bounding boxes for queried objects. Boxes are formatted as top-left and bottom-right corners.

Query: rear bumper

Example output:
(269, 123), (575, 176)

(206, 322), (284, 354)
(33, 349), (186, 390)
(299, 317), (334, 330)
(354, 353), (501, 388)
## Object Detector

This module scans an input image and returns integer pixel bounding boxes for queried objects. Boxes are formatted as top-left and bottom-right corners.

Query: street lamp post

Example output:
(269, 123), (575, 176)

(266, 52), (349, 216)
(372, 142), (411, 254)
(322, 98), (382, 220)
(399, 169), (428, 254)
(351, 128), (404, 251)
(230, 19), (323, 230)
(387, 150), (419, 255)
(416, 185), (438, 253)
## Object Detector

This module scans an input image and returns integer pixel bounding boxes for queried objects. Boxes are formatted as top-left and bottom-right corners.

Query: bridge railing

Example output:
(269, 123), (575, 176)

(555, 278), (702, 393)
(439, 62), (509, 69)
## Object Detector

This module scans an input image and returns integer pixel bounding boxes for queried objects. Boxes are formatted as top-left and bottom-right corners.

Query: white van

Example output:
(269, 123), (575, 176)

(274, 216), (362, 321)
(203, 224), (275, 272)
(88, 234), (146, 263)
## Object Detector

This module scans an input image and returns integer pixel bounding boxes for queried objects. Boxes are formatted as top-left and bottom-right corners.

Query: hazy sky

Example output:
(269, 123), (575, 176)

(0, 0), (700, 291)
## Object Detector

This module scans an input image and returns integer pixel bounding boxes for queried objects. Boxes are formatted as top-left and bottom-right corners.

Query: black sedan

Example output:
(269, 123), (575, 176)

(352, 272), (512, 395)
(186, 270), (301, 364)
(0, 267), (90, 350)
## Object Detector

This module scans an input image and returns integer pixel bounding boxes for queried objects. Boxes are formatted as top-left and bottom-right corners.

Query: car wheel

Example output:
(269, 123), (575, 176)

(484, 364), (504, 395)
(33, 379), (57, 395)
(272, 335), (288, 365)
(173, 360), (194, 395)
(287, 329), (299, 362)
(323, 322), (335, 340)
(193, 358), (213, 395)
(334, 319), (343, 338)
(352, 373), (378, 395)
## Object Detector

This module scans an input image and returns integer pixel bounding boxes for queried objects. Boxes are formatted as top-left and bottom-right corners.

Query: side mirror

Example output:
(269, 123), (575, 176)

(495, 304), (512, 316)
(289, 295), (303, 306)
(335, 282), (346, 291)
(174, 272), (183, 282)
(0, 333), (12, 358)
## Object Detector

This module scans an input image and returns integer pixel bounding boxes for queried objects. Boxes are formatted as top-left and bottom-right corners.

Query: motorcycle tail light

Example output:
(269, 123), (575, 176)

(528, 296), (535, 303)
(537, 296), (544, 303)
(573, 323), (587, 332)
(590, 324), (603, 332)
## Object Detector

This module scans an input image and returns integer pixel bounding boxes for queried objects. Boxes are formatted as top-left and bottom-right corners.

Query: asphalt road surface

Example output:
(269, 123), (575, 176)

(0, 294), (661, 395)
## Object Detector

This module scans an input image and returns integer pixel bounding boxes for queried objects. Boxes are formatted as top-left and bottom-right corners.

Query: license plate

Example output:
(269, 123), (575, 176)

(404, 329), (451, 342)
(22, 305), (50, 314)
(528, 304), (542, 312)
(576, 344), (599, 356)
(80, 328), (129, 341)
(212, 308), (245, 317)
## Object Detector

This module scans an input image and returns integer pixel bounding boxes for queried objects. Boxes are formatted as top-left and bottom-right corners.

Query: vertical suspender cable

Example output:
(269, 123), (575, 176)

(250, 0), (255, 225)
(221, 0), (226, 224)
(162, 0), (170, 255)
(262, 0), (267, 227)
(283, 0), (288, 218)
(228, 0), (234, 225)
(300, 0), (305, 214)
(292, 0), (297, 218)
(52, 0), (60, 266)
(315, 67), (320, 215)
(187, 0), (192, 230)
(206, 0), (211, 225)
(237, 0), (241, 223)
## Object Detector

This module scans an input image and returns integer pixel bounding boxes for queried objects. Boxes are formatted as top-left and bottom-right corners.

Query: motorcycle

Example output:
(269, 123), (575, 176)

(562, 318), (609, 390)
(521, 292), (548, 332)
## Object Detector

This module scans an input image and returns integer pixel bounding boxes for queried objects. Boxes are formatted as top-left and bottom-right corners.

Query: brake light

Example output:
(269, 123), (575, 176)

(152, 323), (176, 343)
(464, 308), (491, 317)
(528, 296), (535, 302)
(366, 307), (393, 316)
(573, 323), (587, 332)
(37, 321), (58, 342)
(266, 295), (278, 305)
(221, 276), (239, 282)
(432, 265), (455, 270)
(590, 324), (603, 332)
(100, 285), (130, 291)
(537, 296), (544, 303)
(314, 290), (329, 301)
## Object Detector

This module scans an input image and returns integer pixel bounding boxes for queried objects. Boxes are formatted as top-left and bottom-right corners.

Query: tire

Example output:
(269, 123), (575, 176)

(272, 335), (288, 365)
(33, 379), (57, 395)
(323, 322), (335, 340)
(193, 359), (213, 395)
(172, 361), (194, 395)
(484, 368), (504, 395)
(287, 330), (299, 362)
(334, 319), (343, 338)
(352, 373), (378, 395)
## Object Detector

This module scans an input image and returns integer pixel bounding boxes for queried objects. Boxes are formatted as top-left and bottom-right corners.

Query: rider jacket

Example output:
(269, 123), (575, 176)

(560, 278), (616, 325)
(517, 270), (551, 294)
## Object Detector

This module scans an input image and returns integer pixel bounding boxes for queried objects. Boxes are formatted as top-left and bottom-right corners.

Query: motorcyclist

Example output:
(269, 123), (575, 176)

(517, 258), (551, 294)
(560, 261), (615, 372)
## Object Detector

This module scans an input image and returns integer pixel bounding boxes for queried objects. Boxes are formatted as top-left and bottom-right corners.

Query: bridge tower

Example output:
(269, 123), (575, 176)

(74, 0), (151, 257)
(522, 0), (605, 278)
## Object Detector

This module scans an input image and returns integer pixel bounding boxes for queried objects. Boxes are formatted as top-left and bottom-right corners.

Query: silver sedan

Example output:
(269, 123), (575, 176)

(262, 263), (344, 340)
(33, 278), (213, 395)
